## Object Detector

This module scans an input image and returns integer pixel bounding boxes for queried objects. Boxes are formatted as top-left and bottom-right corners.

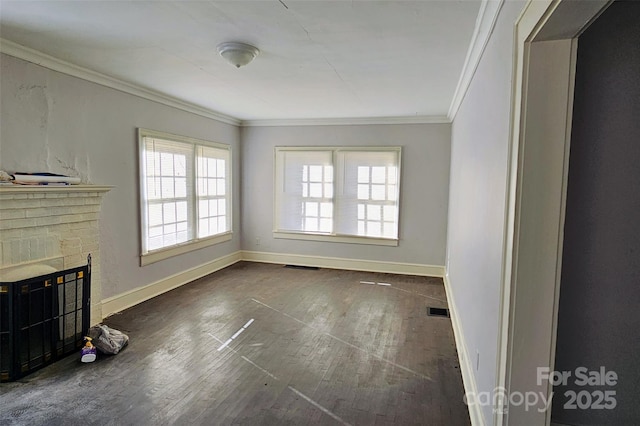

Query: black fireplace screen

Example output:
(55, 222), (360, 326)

(0, 255), (91, 382)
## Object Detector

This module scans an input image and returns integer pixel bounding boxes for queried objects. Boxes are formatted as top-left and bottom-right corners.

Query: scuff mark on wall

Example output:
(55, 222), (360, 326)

(16, 84), (49, 130)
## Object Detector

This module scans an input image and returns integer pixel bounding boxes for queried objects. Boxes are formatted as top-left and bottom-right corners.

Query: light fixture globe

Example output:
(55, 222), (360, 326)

(217, 42), (260, 68)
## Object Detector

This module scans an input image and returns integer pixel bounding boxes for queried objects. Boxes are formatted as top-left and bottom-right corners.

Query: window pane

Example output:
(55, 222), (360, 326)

(204, 158), (213, 177)
(305, 202), (318, 217)
(175, 178), (186, 198)
(199, 218), (209, 237)
(383, 223), (396, 238)
(358, 204), (365, 220)
(320, 202), (332, 218)
(358, 184), (369, 200)
(163, 223), (176, 235)
(163, 202), (176, 223)
(319, 218), (332, 232)
(383, 205), (396, 221)
(208, 179), (216, 196)
(388, 185), (397, 201)
(149, 236), (163, 250)
(368, 222), (381, 237)
(324, 183), (333, 198)
(174, 155), (186, 177)
(217, 179), (225, 196)
(371, 184), (386, 200)
(305, 217), (318, 232)
(367, 204), (381, 220)
(358, 221), (365, 235)
(218, 217), (227, 232)
(309, 165), (323, 182)
(161, 178), (174, 198)
(160, 153), (174, 176)
(149, 226), (162, 238)
(310, 183), (322, 197)
(371, 166), (386, 184)
(324, 166), (333, 182)
(164, 233), (176, 247)
(209, 199), (217, 216)
(388, 166), (397, 184)
(199, 200), (208, 218)
(218, 199), (226, 215)
(149, 204), (163, 226)
(147, 178), (160, 200)
(358, 166), (369, 183)
(217, 159), (225, 178)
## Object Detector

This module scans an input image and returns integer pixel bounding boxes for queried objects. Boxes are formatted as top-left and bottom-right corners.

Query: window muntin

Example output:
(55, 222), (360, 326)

(196, 146), (229, 239)
(356, 165), (398, 238)
(275, 147), (400, 243)
(301, 164), (333, 233)
(139, 129), (231, 259)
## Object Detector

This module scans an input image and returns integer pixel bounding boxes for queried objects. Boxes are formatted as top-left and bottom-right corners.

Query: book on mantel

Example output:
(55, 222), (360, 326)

(10, 172), (81, 185)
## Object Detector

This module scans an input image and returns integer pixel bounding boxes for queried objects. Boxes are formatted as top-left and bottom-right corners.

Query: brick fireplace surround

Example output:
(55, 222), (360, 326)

(0, 185), (111, 325)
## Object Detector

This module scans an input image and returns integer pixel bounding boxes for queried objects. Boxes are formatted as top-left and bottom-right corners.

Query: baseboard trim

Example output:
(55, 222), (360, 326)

(101, 251), (242, 317)
(101, 250), (444, 319)
(444, 272), (485, 426)
(241, 250), (444, 277)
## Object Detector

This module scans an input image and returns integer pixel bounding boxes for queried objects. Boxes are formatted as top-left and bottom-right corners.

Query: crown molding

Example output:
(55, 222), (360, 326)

(447, 0), (505, 121)
(240, 115), (450, 127)
(0, 38), (452, 129)
(0, 38), (241, 126)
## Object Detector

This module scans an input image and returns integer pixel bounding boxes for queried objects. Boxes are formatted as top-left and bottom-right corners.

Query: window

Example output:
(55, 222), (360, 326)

(139, 129), (231, 265)
(274, 147), (401, 246)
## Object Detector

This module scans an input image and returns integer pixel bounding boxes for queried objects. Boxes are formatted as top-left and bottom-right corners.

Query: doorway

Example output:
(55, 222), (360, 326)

(551, 2), (640, 424)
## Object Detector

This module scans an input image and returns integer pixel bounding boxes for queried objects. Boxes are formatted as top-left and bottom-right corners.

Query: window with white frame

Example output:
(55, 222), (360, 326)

(274, 147), (400, 245)
(139, 129), (231, 264)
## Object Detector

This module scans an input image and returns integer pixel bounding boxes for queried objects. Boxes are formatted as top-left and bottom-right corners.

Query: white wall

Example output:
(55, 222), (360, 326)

(0, 54), (241, 299)
(241, 124), (450, 267)
(446, 2), (526, 424)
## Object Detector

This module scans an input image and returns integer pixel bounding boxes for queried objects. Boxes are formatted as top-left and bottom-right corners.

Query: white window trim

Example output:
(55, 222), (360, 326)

(273, 146), (401, 246)
(140, 232), (232, 266)
(138, 128), (233, 265)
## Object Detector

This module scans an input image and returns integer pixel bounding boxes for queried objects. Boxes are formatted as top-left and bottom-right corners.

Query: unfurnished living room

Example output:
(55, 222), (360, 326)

(0, 1), (638, 425)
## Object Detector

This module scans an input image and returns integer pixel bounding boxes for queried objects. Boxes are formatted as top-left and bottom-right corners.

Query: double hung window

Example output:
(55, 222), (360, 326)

(274, 147), (401, 246)
(139, 129), (231, 264)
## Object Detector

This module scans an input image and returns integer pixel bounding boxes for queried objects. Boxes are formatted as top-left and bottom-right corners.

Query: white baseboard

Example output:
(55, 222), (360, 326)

(101, 250), (443, 320)
(101, 251), (242, 317)
(241, 250), (445, 277)
(444, 272), (485, 426)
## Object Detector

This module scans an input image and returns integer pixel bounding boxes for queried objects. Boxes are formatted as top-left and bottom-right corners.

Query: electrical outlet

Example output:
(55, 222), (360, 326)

(255, 237), (261, 246)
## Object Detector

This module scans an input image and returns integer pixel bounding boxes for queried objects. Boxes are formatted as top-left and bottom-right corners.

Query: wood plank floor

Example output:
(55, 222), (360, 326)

(0, 262), (470, 425)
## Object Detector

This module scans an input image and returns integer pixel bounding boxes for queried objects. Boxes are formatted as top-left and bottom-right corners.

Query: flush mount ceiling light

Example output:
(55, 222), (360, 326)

(217, 42), (260, 68)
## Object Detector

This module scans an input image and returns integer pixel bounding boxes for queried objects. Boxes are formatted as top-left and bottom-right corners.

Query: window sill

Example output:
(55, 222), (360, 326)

(140, 232), (233, 266)
(273, 231), (398, 246)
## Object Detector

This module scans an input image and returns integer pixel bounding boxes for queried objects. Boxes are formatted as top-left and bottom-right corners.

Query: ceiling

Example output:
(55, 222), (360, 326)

(0, 1), (481, 122)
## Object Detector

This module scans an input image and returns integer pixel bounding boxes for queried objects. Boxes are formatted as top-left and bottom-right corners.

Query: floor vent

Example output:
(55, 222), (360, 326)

(284, 265), (319, 270)
(427, 307), (449, 317)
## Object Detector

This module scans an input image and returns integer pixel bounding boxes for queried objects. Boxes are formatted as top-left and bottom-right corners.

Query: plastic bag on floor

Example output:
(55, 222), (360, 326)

(88, 325), (129, 355)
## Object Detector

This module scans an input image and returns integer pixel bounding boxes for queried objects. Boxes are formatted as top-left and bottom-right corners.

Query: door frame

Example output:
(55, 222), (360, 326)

(496, 1), (612, 425)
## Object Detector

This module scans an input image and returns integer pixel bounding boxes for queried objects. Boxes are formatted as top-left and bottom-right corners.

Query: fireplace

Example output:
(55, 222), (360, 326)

(0, 185), (111, 380)
(0, 257), (91, 381)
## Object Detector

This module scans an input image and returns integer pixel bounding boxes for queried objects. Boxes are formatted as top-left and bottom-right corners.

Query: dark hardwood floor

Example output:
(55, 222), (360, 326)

(0, 262), (470, 425)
